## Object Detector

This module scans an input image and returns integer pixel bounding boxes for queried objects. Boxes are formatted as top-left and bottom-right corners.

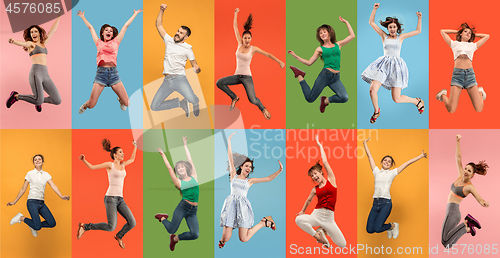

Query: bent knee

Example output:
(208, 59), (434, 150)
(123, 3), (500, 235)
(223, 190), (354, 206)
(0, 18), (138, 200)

(366, 227), (375, 234)
(87, 101), (97, 109)
(446, 106), (457, 113)
(129, 219), (137, 229)
(191, 231), (200, 240)
(122, 98), (130, 107)
(48, 219), (56, 228)
(32, 224), (42, 231)
(340, 94), (349, 103)
(337, 240), (347, 248)
(53, 98), (62, 105)
(216, 80), (224, 89)
(391, 96), (402, 103)
(239, 236), (249, 242)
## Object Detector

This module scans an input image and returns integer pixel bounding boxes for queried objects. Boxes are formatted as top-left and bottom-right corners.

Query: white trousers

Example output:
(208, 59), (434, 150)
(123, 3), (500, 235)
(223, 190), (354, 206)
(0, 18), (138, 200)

(295, 208), (347, 248)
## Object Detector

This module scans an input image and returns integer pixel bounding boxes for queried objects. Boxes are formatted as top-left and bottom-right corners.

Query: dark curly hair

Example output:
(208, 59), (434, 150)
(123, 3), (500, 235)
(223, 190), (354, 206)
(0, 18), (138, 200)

(307, 161), (325, 182)
(23, 25), (47, 51)
(466, 160), (488, 176)
(380, 17), (403, 34)
(99, 24), (118, 41)
(102, 139), (121, 160)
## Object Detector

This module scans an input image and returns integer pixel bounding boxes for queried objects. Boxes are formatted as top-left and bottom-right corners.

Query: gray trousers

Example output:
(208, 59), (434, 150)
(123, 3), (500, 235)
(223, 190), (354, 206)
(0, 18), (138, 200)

(216, 75), (265, 111)
(84, 196), (136, 238)
(18, 64), (61, 105)
(441, 203), (466, 248)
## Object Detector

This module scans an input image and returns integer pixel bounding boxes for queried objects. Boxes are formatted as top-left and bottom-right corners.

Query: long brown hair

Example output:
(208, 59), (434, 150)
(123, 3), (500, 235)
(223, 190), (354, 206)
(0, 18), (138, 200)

(467, 160), (488, 176)
(316, 24), (336, 45)
(379, 17), (403, 34)
(456, 23), (476, 42)
(101, 139), (121, 160)
(242, 14), (253, 37)
(99, 24), (118, 41)
(23, 25), (47, 51)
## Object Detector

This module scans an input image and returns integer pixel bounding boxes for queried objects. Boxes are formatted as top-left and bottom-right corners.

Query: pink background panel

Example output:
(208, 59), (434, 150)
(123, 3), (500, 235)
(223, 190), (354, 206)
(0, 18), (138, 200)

(1, 7), (71, 129)
(429, 130), (500, 256)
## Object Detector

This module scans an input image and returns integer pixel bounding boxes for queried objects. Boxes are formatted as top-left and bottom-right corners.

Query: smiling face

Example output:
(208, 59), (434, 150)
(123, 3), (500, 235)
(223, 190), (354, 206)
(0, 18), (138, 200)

(102, 27), (114, 42)
(319, 28), (329, 42)
(176, 163), (188, 178)
(388, 22), (398, 36)
(381, 156), (393, 170)
(174, 28), (189, 43)
(239, 161), (253, 177)
(463, 164), (475, 180)
(33, 155), (44, 169)
(30, 27), (40, 42)
(309, 169), (325, 184)
(113, 148), (124, 161)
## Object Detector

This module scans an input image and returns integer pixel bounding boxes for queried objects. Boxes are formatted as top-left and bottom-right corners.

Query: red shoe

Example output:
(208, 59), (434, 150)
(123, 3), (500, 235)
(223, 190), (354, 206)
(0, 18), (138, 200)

(370, 108), (380, 123)
(290, 66), (306, 78)
(155, 213), (169, 222)
(218, 240), (225, 249)
(169, 234), (178, 251)
(319, 96), (329, 113)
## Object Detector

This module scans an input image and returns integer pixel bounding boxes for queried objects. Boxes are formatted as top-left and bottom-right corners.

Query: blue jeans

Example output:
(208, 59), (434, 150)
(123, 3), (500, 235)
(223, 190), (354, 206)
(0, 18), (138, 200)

(84, 196), (136, 238)
(162, 199), (199, 241)
(299, 68), (348, 104)
(24, 199), (56, 231)
(150, 74), (199, 111)
(94, 66), (122, 87)
(216, 75), (265, 111)
(366, 198), (392, 233)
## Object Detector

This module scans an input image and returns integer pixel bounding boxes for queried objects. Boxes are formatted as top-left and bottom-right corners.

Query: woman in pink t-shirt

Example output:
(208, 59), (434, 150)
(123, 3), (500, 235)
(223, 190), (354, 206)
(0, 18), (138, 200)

(76, 9), (142, 114)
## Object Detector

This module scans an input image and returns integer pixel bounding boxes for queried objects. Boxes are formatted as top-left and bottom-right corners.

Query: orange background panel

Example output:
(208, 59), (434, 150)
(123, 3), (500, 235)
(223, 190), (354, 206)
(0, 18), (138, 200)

(357, 130), (428, 257)
(214, 0), (286, 129)
(1, 130), (72, 258)
(429, 0), (500, 128)
(71, 129), (143, 257)
(286, 129), (357, 257)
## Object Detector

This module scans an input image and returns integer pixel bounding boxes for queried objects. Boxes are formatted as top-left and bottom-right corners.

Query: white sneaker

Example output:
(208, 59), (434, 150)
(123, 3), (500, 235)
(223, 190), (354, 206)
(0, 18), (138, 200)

(316, 227), (330, 248)
(10, 212), (23, 225)
(117, 97), (127, 111)
(30, 227), (38, 237)
(392, 222), (400, 239)
(387, 228), (393, 239)
(478, 87), (486, 100)
(79, 102), (88, 114)
(436, 89), (447, 102)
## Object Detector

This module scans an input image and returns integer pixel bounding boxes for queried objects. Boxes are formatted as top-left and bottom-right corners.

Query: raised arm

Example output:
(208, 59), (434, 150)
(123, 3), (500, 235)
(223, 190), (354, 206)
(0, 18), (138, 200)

(47, 179), (70, 200)
(183, 136), (198, 180)
(296, 187), (316, 216)
(157, 147), (181, 189)
(248, 160), (283, 186)
(45, 12), (62, 44)
(233, 8), (242, 45)
(475, 33), (490, 49)
(8, 38), (34, 49)
(363, 137), (376, 171)
(253, 46), (285, 68)
(287, 47), (321, 66)
(189, 59), (201, 74)
(468, 185), (489, 207)
(76, 10), (99, 44)
(369, 3), (386, 40)
(78, 154), (112, 170)
(455, 135), (464, 177)
(440, 29), (456, 47)
(337, 16), (355, 48)
(116, 9), (142, 43)
(316, 135), (336, 187)
(400, 11), (422, 41)
(156, 4), (167, 39)
(122, 141), (137, 166)
(6, 180), (29, 206)
(227, 132), (237, 180)
(396, 151), (427, 174)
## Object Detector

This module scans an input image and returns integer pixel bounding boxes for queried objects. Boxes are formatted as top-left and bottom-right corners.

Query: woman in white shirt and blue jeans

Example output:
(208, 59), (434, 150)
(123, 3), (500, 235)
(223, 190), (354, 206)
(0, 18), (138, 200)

(363, 138), (427, 239)
(7, 154), (70, 237)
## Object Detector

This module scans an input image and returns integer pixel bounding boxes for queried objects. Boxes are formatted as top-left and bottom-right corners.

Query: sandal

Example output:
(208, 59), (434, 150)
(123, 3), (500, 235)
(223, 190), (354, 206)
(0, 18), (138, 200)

(263, 216), (276, 231)
(415, 98), (425, 114)
(370, 108), (380, 124)
(218, 240), (225, 249)
(230, 97), (239, 111)
(77, 222), (85, 239)
(262, 109), (271, 120)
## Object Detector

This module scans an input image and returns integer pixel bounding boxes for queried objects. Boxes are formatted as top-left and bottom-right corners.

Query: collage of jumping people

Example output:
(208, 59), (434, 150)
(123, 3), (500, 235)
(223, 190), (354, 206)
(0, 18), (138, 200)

(0, 0), (499, 257)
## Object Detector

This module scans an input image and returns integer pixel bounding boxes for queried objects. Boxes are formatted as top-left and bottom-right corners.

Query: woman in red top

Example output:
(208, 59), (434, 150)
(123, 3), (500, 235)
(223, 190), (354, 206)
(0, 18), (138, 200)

(295, 135), (346, 248)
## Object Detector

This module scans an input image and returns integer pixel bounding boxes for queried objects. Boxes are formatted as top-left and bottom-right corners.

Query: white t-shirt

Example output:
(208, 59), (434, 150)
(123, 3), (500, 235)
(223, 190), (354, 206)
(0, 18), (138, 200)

(25, 168), (52, 200)
(372, 166), (398, 199)
(451, 40), (477, 61)
(163, 33), (195, 75)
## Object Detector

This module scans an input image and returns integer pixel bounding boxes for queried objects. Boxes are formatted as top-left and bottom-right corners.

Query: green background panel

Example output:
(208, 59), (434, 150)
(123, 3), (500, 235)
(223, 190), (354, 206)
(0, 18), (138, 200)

(286, 0), (357, 129)
(143, 129), (214, 257)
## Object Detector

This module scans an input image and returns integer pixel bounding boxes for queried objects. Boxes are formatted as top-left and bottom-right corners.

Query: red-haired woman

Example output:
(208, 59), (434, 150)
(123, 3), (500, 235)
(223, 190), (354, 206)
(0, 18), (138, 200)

(288, 16), (355, 113)
(441, 135), (489, 247)
(436, 24), (489, 113)
(6, 15), (62, 112)
(216, 8), (285, 120)
(361, 3), (424, 123)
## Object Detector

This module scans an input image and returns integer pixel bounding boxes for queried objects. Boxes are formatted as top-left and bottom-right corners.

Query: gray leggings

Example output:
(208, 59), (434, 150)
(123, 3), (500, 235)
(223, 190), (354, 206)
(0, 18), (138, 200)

(441, 203), (466, 248)
(216, 75), (265, 111)
(18, 64), (61, 105)
(84, 196), (136, 238)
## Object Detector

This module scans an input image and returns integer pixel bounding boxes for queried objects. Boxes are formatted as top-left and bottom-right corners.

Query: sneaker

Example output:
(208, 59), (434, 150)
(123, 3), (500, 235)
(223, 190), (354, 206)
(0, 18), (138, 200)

(478, 87), (486, 101)
(79, 102), (88, 114)
(316, 227), (330, 248)
(193, 103), (200, 117)
(30, 227), (38, 237)
(180, 99), (190, 117)
(290, 66), (306, 78)
(35, 105), (42, 112)
(465, 214), (481, 229)
(154, 213), (169, 222)
(117, 97), (127, 111)
(76, 222), (85, 239)
(392, 222), (399, 239)
(387, 228), (393, 239)
(319, 96), (329, 113)
(6, 91), (18, 108)
(169, 234), (178, 251)
(468, 225), (477, 236)
(10, 212), (23, 225)
(114, 235), (125, 249)
(436, 89), (447, 102)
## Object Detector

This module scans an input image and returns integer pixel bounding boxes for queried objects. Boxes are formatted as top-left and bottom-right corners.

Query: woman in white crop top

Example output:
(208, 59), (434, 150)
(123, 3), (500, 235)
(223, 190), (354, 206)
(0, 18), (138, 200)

(8, 154), (70, 237)
(436, 23), (490, 113)
(363, 137), (427, 239)
(216, 8), (285, 120)
(77, 139), (137, 249)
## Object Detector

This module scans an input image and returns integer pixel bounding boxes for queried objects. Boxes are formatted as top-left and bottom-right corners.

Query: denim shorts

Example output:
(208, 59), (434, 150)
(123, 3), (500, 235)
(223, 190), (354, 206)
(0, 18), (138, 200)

(450, 68), (477, 89)
(94, 66), (121, 87)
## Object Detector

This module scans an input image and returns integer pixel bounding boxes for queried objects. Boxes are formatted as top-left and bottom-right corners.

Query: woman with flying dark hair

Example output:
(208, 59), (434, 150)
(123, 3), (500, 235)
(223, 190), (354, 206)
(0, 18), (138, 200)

(436, 24), (490, 113)
(288, 16), (355, 113)
(441, 135), (489, 248)
(76, 139), (137, 249)
(8, 154), (70, 237)
(76, 9), (142, 114)
(218, 131), (283, 248)
(155, 136), (200, 251)
(6, 14), (62, 112)
(216, 8), (285, 120)
(363, 137), (427, 239)
(295, 135), (346, 248)
(361, 3), (424, 123)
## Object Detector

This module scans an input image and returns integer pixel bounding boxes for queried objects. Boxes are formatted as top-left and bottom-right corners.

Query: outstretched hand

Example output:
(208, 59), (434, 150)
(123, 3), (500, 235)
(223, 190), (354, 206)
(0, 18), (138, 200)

(315, 134), (322, 146)
(160, 4), (167, 10)
(278, 60), (285, 69)
(61, 195), (70, 201)
(364, 137), (371, 143)
(132, 140), (137, 147)
(296, 210), (305, 216)
(235, 8), (239, 14)
(287, 50), (297, 57)
(339, 16), (347, 23)
(373, 3), (380, 9)
(157, 147), (165, 156)
(421, 151), (428, 159)
(228, 131), (237, 139)
(278, 160), (283, 171)
(483, 201), (490, 208)
(456, 134), (461, 141)
(76, 10), (85, 17)
(7, 201), (16, 206)
(78, 154), (85, 161)
(416, 11), (422, 18)
(8, 38), (14, 44)
(183, 136), (188, 145)
(134, 9), (143, 15)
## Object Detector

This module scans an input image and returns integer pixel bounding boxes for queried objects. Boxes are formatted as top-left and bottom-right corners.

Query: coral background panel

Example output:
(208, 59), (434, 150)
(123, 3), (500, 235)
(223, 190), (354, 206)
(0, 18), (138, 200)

(357, 129), (428, 257)
(1, 129), (72, 258)
(429, 0), (500, 128)
(214, 0), (286, 129)
(72, 129), (143, 257)
(286, 129), (357, 257)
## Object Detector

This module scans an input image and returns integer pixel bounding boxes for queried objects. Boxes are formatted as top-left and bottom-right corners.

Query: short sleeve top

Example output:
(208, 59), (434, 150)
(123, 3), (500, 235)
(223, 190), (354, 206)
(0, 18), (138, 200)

(451, 40), (477, 61)
(372, 166), (398, 199)
(25, 168), (52, 200)
(163, 33), (195, 75)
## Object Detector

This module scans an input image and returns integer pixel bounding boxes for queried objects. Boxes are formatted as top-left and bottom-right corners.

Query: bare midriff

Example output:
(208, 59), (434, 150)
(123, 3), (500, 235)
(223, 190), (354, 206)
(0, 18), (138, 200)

(454, 55), (473, 69)
(98, 61), (116, 67)
(30, 54), (47, 66)
(447, 191), (464, 204)
(326, 68), (340, 73)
